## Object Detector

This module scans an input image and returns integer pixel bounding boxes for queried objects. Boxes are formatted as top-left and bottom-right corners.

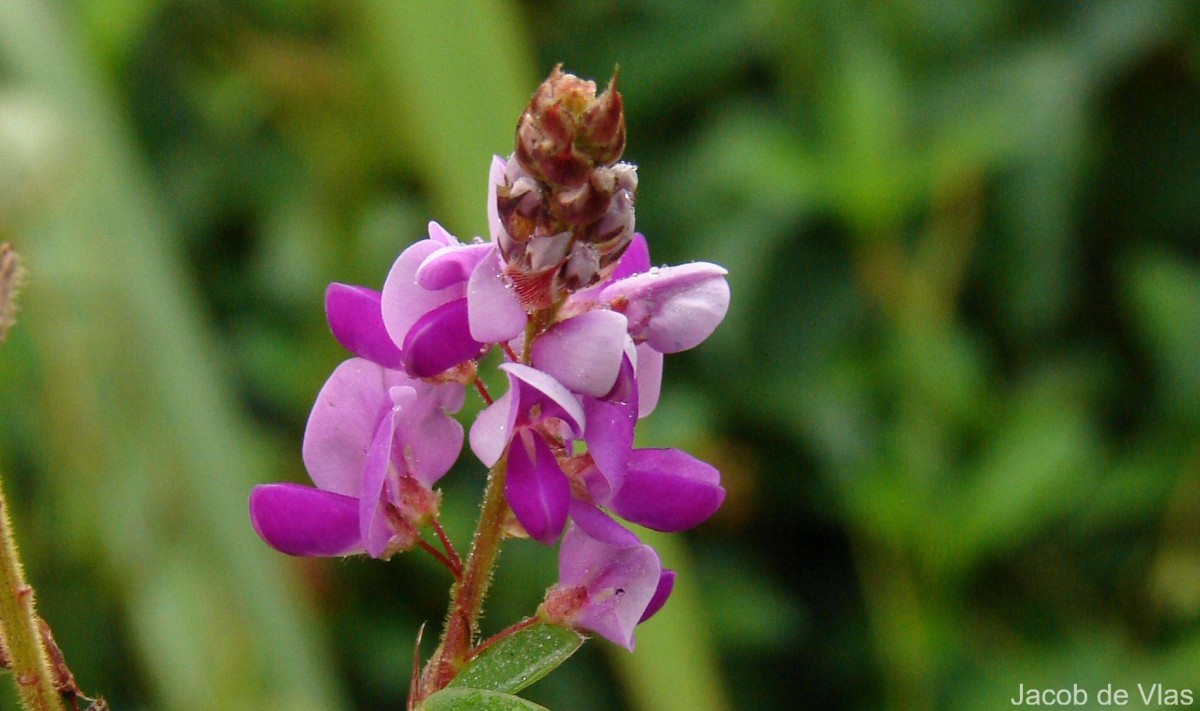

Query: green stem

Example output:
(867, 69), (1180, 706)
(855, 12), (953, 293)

(419, 455), (511, 699)
(0, 470), (67, 711)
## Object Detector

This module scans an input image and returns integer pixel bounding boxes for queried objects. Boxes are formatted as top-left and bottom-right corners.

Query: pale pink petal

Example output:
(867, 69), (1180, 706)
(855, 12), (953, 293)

(467, 248), (527, 343)
(360, 412), (397, 558)
(469, 391), (514, 467)
(532, 311), (628, 397)
(599, 263), (730, 353)
(381, 239), (460, 348)
(558, 525), (661, 651)
(634, 343), (663, 418)
(501, 363), (585, 437)
(416, 242), (493, 290)
(302, 359), (403, 495)
(487, 155), (506, 241)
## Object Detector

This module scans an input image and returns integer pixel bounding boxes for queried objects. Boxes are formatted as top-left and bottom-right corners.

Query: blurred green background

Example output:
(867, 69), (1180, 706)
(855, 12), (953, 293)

(2, 0), (1199, 709)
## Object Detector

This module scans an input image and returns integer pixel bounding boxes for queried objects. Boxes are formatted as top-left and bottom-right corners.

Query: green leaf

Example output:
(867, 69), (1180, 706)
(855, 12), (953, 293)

(422, 688), (550, 711)
(449, 623), (584, 695)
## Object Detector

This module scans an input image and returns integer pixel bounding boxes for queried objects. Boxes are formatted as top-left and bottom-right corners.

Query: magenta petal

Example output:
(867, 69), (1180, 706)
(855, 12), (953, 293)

(501, 363), (585, 437)
(361, 412), (397, 558)
(582, 394), (635, 499)
(610, 448), (725, 531)
(325, 283), (404, 369)
(600, 262), (730, 353)
(505, 430), (570, 545)
(250, 484), (365, 557)
(417, 242), (493, 290)
(569, 500), (640, 549)
(532, 311), (628, 397)
(609, 233), (651, 283)
(639, 569), (676, 623)
(467, 248), (527, 343)
(402, 298), (488, 377)
(634, 344), (663, 418)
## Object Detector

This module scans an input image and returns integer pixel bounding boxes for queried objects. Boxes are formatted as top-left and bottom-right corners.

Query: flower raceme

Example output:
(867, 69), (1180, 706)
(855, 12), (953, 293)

(249, 67), (730, 664)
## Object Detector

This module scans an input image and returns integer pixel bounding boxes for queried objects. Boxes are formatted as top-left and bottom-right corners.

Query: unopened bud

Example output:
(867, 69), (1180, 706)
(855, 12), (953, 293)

(579, 72), (625, 165)
(515, 66), (626, 187)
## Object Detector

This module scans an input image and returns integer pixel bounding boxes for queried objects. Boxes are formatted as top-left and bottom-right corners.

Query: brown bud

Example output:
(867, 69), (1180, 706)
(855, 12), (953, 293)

(579, 71), (625, 166)
(514, 65), (626, 187)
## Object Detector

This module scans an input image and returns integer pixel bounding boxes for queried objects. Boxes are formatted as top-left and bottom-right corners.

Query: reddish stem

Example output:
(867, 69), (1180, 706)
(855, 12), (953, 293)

(431, 519), (462, 572)
(472, 377), (494, 405)
(417, 539), (461, 580)
(466, 616), (540, 662)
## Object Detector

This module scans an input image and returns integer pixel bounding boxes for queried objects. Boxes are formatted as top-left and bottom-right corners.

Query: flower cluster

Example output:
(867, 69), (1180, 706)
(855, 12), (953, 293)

(249, 68), (730, 655)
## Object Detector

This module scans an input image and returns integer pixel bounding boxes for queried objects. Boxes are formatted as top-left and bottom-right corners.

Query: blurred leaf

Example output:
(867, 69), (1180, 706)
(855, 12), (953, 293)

(422, 688), (550, 711)
(930, 384), (1100, 578)
(450, 623), (584, 695)
(1122, 250), (1200, 420)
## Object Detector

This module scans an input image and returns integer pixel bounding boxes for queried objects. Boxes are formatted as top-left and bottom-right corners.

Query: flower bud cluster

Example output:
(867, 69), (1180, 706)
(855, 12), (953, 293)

(498, 66), (638, 307)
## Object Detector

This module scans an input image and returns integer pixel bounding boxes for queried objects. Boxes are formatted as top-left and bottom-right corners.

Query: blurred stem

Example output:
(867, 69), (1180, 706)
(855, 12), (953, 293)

(419, 456), (511, 699)
(853, 536), (935, 711)
(0, 469), (67, 711)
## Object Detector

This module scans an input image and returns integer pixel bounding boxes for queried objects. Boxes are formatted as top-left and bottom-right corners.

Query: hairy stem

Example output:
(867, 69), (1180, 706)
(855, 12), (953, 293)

(418, 456), (511, 698)
(0, 471), (67, 711)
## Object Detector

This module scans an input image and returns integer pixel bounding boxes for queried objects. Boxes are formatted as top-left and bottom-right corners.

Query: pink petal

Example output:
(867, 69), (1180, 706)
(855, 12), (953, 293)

(361, 412), (398, 558)
(467, 248), (527, 343)
(532, 311), (628, 397)
(558, 525), (661, 651)
(505, 430), (570, 545)
(599, 263), (730, 353)
(487, 155), (506, 241)
(249, 484), (365, 557)
(427, 220), (459, 246)
(634, 344), (663, 418)
(569, 500), (640, 549)
(469, 391), (514, 467)
(501, 363), (586, 438)
(325, 283), (404, 369)
(303, 359), (404, 496)
(393, 384), (466, 487)
(609, 448), (725, 532)
(381, 238), (461, 349)
(417, 241), (493, 290)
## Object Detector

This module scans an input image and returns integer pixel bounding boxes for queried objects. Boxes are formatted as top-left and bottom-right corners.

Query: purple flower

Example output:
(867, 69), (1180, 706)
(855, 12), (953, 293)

(250, 358), (465, 558)
(540, 524), (674, 651)
(377, 221), (525, 378)
(469, 358), (725, 546)
(470, 363), (585, 544)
